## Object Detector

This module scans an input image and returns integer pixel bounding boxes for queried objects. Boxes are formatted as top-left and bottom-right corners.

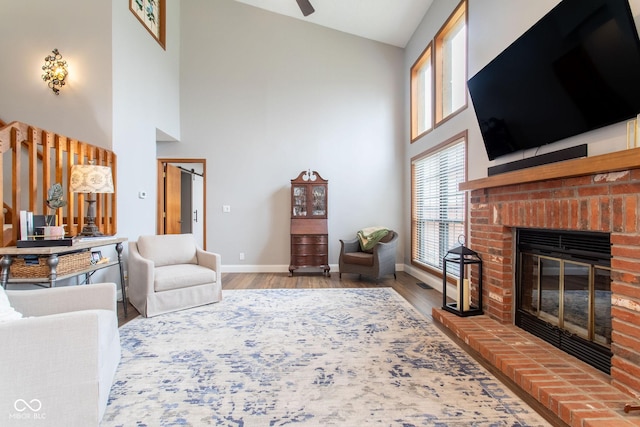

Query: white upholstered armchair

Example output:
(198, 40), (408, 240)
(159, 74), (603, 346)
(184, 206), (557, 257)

(0, 282), (121, 427)
(128, 233), (222, 317)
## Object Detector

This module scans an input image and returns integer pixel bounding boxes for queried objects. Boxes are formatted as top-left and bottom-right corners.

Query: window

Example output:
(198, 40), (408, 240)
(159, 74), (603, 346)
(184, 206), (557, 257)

(411, 44), (433, 141)
(411, 132), (466, 274)
(434, 0), (467, 124)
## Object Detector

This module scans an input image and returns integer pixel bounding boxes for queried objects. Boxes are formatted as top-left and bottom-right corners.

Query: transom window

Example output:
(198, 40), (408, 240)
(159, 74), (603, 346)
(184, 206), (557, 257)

(435, 0), (467, 124)
(411, 44), (433, 140)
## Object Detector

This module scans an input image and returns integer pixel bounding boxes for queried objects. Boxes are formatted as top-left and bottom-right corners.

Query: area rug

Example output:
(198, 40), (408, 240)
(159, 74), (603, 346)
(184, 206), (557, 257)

(102, 288), (550, 426)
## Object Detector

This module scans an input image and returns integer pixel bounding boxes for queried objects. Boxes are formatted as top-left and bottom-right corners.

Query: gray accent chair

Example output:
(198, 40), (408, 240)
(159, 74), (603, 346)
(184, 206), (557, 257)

(128, 233), (222, 317)
(339, 230), (398, 280)
(0, 283), (121, 426)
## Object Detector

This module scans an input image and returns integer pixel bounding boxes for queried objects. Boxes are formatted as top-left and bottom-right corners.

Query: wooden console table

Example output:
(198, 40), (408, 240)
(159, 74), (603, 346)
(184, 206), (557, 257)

(0, 237), (128, 316)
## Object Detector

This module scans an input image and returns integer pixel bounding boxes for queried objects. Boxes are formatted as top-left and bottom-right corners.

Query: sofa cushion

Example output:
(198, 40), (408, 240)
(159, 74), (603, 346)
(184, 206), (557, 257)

(0, 286), (22, 323)
(342, 252), (374, 267)
(137, 234), (198, 267)
(154, 264), (217, 292)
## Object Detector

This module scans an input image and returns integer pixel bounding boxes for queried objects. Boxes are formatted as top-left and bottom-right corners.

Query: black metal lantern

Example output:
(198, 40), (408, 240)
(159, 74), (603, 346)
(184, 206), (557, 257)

(442, 239), (483, 317)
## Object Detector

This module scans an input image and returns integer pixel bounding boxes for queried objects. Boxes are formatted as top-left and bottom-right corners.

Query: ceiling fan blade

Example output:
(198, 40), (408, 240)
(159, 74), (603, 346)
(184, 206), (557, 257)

(296, 0), (315, 16)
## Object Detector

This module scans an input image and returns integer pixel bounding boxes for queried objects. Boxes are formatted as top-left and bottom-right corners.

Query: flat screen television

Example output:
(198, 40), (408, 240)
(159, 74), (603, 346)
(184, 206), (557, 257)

(468, 0), (640, 161)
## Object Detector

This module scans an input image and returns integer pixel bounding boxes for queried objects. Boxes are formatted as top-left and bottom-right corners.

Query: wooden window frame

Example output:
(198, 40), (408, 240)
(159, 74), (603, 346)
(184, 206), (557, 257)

(410, 43), (433, 142)
(434, 0), (468, 126)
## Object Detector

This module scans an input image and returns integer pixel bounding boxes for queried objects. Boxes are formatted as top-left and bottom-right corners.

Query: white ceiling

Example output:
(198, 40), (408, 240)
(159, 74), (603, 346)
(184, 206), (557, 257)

(232, 0), (434, 48)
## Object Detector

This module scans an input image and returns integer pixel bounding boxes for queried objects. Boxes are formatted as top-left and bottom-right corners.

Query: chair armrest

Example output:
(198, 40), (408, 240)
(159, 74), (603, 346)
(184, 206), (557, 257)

(196, 248), (221, 273)
(372, 233), (398, 264)
(7, 282), (117, 317)
(0, 311), (104, 424)
(128, 241), (155, 297)
(373, 240), (397, 256)
(340, 238), (360, 254)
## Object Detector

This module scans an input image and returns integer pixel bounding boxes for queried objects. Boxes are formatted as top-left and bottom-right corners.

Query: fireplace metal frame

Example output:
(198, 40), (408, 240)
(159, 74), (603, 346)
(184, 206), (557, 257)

(515, 228), (612, 373)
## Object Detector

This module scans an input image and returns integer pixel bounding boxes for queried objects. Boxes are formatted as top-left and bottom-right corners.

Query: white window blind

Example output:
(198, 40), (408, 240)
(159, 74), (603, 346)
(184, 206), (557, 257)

(412, 137), (466, 272)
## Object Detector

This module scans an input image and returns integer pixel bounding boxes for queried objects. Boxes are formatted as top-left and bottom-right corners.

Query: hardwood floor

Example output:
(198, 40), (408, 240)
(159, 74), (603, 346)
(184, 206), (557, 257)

(118, 271), (441, 326)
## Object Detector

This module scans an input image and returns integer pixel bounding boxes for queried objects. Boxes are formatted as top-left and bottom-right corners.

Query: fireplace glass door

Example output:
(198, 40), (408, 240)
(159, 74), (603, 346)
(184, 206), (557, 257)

(519, 253), (611, 347)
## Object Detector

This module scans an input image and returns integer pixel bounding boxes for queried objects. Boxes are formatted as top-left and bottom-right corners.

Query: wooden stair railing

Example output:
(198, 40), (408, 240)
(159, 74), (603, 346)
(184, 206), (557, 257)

(0, 121), (117, 246)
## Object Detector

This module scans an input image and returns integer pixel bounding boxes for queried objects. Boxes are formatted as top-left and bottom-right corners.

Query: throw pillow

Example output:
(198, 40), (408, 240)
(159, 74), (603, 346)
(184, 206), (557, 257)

(0, 286), (22, 323)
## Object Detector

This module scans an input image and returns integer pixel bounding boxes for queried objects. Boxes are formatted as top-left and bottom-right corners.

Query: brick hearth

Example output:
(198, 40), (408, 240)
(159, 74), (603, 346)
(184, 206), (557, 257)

(434, 149), (640, 424)
(432, 309), (640, 426)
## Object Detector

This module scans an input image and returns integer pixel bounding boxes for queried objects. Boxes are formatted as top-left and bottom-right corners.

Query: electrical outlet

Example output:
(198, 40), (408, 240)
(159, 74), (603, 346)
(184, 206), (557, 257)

(239, 252), (245, 261)
(223, 205), (231, 213)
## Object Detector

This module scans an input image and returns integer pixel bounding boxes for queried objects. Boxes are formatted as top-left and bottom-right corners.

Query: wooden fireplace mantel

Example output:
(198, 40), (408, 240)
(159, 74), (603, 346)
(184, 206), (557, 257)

(460, 147), (640, 191)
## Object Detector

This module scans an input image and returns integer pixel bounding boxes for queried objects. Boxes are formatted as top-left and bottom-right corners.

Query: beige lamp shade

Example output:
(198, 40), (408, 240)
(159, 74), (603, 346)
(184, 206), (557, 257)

(69, 165), (114, 193)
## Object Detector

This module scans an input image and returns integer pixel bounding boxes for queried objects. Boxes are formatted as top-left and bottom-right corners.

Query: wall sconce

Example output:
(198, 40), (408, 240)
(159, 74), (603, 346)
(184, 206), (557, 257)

(41, 48), (68, 95)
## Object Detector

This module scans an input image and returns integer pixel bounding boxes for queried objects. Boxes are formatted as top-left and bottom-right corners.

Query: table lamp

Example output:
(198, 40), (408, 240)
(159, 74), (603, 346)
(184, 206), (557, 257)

(69, 164), (114, 236)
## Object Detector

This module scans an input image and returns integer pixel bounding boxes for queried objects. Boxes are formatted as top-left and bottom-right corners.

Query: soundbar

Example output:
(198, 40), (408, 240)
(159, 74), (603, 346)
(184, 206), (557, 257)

(488, 144), (588, 176)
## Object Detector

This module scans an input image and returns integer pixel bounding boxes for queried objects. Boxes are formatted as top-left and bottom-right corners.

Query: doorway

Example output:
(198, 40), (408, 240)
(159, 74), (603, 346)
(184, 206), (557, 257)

(157, 158), (206, 249)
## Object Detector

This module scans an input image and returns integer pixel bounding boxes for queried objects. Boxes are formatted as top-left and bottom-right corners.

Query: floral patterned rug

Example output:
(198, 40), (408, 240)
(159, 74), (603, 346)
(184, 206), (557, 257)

(102, 288), (550, 426)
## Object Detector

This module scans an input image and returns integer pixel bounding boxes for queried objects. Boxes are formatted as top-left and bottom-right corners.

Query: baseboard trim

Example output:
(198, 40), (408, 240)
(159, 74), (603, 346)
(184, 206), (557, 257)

(221, 263), (406, 274)
(402, 265), (443, 293)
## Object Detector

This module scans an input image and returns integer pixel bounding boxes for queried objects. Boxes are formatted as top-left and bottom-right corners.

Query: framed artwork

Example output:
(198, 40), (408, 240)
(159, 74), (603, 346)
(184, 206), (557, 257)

(129, 0), (166, 49)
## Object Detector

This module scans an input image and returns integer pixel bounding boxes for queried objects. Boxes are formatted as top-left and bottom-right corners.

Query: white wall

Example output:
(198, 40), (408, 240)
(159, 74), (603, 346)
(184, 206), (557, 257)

(0, 0), (181, 283)
(158, 0), (405, 270)
(403, 0), (640, 286)
(0, 0), (112, 146)
(112, 0), (182, 245)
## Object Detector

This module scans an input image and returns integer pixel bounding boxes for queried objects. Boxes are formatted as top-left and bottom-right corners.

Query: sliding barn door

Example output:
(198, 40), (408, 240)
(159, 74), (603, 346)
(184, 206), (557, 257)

(164, 163), (182, 234)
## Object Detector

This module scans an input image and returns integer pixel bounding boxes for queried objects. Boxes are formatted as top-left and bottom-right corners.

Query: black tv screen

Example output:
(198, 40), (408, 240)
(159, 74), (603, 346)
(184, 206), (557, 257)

(468, 0), (640, 161)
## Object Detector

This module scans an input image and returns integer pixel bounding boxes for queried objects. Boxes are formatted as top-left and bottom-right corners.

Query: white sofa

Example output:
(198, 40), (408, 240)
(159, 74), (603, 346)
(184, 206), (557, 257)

(0, 282), (121, 427)
(128, 233), (222, 317)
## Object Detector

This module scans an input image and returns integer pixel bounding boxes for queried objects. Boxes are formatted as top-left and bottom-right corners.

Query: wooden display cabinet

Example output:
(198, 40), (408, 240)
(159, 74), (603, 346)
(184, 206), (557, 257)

(289, 170), (330, 276)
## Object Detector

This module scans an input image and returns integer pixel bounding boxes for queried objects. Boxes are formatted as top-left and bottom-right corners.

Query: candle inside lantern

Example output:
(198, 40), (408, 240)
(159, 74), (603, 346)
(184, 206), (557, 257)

(457, 278), (470, 311)
(463, 278), (470, 311)
(456, 279), (470, 311)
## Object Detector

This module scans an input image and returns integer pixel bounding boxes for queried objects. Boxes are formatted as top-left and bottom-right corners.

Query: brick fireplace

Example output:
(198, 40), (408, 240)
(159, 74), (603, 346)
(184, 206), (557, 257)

(459, 148), (640, 399)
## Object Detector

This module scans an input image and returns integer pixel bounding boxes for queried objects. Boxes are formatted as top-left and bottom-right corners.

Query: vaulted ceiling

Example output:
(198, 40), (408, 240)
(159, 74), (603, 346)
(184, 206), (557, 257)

(232, 0), (434, 48)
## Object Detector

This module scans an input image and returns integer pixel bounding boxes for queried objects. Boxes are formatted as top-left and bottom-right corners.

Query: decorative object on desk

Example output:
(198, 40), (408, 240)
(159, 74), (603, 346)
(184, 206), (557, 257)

(442, 235), (483, 317)
(33, 215), (57, 236)
(41, 48), (68, 95)
(46, 183), (67, 226)
(70, 164), (114, 236)
(18, 211), (33, 240)
(91, 251), (102, 264)
(43, 225), (65, 239)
